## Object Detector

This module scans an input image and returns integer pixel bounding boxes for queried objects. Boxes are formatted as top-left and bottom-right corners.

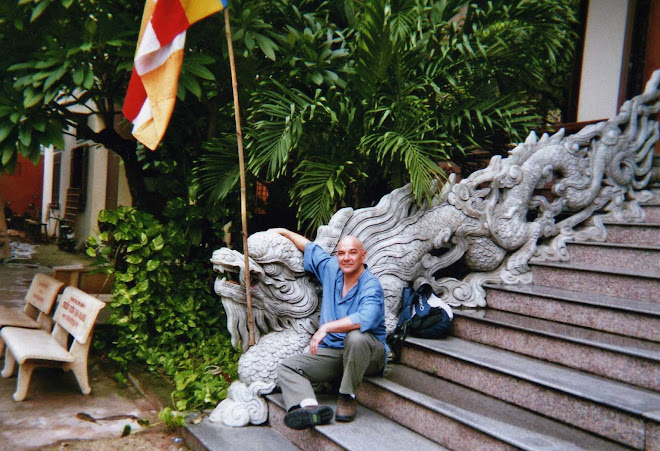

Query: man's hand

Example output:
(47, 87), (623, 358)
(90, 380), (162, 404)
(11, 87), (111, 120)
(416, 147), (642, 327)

(309, 317), (361, 355)
(309, 326), (327, 356)
(269, 228), (311, 252)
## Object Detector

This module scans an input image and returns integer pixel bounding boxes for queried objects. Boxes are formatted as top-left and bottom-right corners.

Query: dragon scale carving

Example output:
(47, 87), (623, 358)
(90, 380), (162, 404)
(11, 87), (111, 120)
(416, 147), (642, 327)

(209, 71), (660, 426)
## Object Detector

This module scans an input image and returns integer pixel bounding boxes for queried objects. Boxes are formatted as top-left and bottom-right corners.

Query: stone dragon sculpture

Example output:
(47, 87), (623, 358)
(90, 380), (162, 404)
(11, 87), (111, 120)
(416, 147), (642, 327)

(209, 71), (660, 426)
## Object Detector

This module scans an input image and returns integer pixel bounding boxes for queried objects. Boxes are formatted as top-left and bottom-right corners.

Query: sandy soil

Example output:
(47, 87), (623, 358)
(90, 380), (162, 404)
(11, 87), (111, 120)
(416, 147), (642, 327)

(40, 424), (189, 451)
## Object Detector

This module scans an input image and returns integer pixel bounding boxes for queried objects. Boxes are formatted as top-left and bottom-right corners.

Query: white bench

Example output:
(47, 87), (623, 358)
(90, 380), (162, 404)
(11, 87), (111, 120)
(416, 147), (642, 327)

(0, 273), (65, 354)
(1, 286), (106, 401)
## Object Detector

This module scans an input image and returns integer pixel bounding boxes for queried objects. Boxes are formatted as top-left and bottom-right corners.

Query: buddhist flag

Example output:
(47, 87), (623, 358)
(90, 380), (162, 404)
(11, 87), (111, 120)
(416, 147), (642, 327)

(123, 0), (228, 150)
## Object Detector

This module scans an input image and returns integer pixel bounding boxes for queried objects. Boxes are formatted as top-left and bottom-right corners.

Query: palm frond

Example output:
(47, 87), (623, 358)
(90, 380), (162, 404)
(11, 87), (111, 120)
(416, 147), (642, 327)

(194, 134), (241, 204)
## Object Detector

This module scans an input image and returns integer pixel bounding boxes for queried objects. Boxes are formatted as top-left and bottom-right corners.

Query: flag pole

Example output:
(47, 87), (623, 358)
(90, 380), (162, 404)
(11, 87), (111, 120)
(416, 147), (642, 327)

(224, 8), (255, 347)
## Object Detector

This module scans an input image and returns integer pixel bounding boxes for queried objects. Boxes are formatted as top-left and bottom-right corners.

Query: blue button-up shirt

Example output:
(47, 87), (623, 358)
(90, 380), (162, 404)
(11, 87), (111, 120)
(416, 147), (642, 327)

(304, 243), (389, 355)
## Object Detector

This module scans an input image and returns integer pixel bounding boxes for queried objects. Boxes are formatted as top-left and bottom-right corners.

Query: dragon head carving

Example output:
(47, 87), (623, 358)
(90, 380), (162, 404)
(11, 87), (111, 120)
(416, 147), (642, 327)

(211, 231), (320, 351)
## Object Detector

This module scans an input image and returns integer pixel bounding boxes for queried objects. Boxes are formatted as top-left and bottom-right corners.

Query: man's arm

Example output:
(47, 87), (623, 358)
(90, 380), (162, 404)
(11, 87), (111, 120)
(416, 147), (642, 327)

(270, 228), (311, 252)
(309, 317), (360, 355)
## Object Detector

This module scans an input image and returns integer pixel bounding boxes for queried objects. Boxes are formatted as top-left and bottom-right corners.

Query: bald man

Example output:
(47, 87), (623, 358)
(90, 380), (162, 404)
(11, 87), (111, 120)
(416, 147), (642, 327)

(270, 228), (389, 429)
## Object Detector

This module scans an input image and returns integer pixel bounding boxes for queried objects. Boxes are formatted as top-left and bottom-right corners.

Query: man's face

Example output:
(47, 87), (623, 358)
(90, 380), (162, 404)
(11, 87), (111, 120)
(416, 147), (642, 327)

(336, 236), (366, 277)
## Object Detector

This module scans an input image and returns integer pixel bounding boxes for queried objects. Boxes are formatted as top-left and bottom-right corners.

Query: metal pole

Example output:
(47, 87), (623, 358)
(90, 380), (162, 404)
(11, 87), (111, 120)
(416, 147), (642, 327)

(224, 8), (255, 347)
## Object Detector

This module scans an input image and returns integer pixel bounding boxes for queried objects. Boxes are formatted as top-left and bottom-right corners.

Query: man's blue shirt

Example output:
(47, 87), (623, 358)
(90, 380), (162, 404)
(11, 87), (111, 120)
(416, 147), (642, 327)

(303, 243), (389, 355)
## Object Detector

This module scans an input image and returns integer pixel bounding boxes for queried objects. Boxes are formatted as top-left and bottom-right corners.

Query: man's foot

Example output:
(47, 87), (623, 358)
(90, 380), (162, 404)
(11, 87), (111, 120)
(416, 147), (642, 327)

(335, 394), (357, 422)
(284, 405), (333, 430)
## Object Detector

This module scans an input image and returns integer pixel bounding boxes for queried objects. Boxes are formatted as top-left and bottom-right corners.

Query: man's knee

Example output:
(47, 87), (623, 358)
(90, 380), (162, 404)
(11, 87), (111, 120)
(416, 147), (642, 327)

(277, 355), (298, 380)
(344, 329), (371, 349)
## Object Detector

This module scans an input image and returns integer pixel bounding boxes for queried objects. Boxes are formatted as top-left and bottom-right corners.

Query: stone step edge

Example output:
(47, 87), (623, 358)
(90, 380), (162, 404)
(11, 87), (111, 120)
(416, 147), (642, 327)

(530, 260), (660, 279)
(566, 240), (660, 252)
(405, 336), (660, 423)
(452, 309), (660, 361)
(182, 413), (299, 451)
(363, 374), (616, 451)
(266, 393), (440, 450)
(600, 220), (660, 228)
(484, 283), (660, 316)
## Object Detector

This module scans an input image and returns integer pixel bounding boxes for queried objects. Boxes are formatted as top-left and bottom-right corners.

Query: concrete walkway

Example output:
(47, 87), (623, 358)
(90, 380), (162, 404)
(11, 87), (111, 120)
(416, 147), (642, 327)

(0, 241), (182, 449)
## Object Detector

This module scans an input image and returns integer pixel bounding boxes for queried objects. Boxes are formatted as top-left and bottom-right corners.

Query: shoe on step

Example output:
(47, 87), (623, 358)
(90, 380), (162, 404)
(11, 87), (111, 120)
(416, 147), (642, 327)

(284, 405), (333, 430)
(335, 394), (357, 422)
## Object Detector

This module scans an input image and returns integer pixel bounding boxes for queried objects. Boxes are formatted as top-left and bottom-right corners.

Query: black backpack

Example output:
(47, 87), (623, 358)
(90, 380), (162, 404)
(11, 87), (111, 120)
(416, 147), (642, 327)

(387, 285), (453, 360)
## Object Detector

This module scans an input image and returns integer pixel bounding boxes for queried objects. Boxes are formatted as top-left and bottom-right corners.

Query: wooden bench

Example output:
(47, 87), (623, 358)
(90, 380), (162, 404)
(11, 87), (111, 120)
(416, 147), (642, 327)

(1, 286), (106, 401)
(0, 273), (65, 354)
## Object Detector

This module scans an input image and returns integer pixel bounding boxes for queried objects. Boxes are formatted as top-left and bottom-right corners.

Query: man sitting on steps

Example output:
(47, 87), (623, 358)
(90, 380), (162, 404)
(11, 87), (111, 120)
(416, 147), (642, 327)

(271, 228), (389, 430)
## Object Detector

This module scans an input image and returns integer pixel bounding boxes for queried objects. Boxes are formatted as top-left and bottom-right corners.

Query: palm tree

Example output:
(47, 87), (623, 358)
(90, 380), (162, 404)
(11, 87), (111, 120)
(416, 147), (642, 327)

(198, 0), (578, 233)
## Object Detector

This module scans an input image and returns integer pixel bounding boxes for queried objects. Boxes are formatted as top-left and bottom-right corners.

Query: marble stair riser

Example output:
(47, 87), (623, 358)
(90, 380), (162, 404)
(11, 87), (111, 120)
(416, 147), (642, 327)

(565, 243), (660, 272)
(451, 316), (660, 391)
(400, 346), (650, 449)
(266, 402), (344, 451)
(531, 265), (660, 303)
(485, 288), (660, 342)
(356, 382), (513, 451)
(642, 206), (660, 224)
(602, 224), (660, 246)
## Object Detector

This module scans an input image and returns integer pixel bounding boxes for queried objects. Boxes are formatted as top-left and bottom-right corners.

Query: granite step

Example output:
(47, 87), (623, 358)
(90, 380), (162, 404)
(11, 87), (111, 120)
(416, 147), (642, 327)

(642, 204), (660, 224)
(360, 364), (626, 451)
(400, 336), (660, 449)
(530, 261), (660, 303)
(451, 308), (660, 390)
(484, 283), (660, 342)
(266, 393), (444, 451)
(599, 222), (660, 246)
(183, 414), (299, 451)
(565, 240), (660, 272)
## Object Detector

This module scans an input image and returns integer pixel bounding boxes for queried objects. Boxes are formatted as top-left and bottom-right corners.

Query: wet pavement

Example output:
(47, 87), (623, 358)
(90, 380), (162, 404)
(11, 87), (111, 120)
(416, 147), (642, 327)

(0, 239), (183, 450)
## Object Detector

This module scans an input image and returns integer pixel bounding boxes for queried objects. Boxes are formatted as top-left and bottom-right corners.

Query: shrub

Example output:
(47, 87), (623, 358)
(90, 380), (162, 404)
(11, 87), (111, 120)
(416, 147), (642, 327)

(86, 205), (239, 411)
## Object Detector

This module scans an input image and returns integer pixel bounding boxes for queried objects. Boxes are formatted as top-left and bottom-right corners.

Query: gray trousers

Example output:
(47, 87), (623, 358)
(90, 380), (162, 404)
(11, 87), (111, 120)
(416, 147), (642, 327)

(277, 330), (386, 410)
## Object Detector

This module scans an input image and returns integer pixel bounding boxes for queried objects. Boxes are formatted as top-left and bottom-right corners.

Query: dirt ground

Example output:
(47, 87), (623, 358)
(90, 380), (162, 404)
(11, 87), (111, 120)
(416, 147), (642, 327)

(40, 425), (188, 451)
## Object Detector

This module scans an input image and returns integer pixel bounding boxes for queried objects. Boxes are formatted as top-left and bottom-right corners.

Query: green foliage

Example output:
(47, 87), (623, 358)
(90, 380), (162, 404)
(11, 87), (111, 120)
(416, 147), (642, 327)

(159, 408), (187, 428)
(197, 0), (580, 233)
(86, 206), (239, 411)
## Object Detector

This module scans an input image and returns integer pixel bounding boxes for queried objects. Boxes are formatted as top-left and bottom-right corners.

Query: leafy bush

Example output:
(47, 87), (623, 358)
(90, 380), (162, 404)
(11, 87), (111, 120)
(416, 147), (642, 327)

(86, 205), (239, 411)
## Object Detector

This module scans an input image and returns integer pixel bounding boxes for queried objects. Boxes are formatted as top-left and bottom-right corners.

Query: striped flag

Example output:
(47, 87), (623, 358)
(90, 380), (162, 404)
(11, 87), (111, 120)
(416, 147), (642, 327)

(123, 0), (227, 150)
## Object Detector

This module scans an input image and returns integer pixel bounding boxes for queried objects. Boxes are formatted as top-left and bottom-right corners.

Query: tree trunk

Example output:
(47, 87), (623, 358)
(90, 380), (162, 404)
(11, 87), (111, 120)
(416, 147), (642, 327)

(78, 125), (166, 217)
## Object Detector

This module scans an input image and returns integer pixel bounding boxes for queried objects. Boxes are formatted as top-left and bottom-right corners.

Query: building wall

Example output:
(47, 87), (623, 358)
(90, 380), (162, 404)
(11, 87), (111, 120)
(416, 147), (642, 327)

(43, 125), (133, 245)
(0, 154), (43, 218)
(577, 0), (632, 121)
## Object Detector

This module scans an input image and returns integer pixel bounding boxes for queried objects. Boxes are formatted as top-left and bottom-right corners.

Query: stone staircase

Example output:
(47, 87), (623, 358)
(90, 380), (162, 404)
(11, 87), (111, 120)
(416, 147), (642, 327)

(259, 204), (660, 450)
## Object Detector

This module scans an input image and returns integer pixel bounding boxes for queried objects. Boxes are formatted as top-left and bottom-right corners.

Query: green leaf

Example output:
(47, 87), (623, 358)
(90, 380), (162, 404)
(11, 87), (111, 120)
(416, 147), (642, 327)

(18, 125), (32, 146)
(23, 88), (45, 108)
(72, 68), (85, 85)
(185, 63), (215, 81)
(83, 69), (94, 89)
(7, 62), (34, 71)
(0, 125), (13, 143)
(151, 235), (164, 251)
(44, 65), (68, 90)
(2, 146), (14, 166)
(30, 0), (52, 23)
(44, 123), (64, 148)
(255, 34), (277, 61)
(310, 72), (323, 85)
(146, 260), (160, 272)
